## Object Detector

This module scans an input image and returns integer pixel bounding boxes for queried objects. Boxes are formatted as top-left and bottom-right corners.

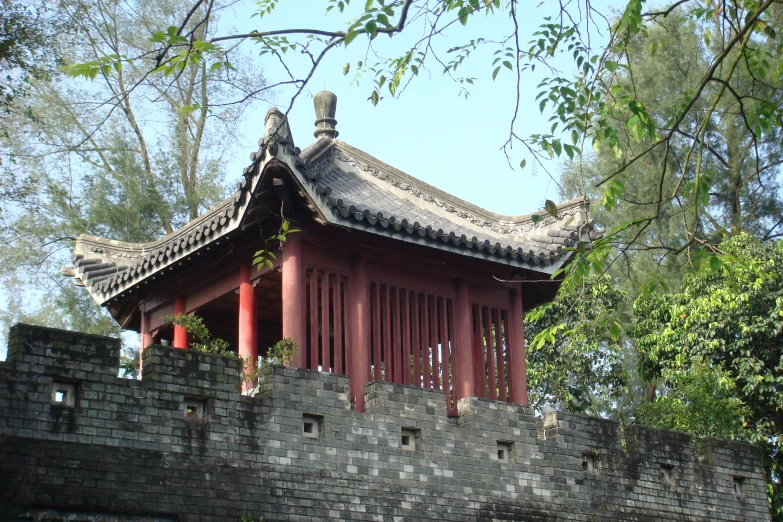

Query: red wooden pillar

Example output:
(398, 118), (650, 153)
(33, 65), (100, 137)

(139, 307), (153, 377)
(508, 285), (529, 405)
(173, 295), (188, 349)
(282, 232), (306, 367)
(238, 263), (258, 381)
(453, 278), (475, 404)
(350, 254), (370, 412)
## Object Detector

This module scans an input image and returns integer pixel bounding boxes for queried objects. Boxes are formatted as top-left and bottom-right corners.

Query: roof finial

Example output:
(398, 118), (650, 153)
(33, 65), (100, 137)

(313, 91), (338, 140)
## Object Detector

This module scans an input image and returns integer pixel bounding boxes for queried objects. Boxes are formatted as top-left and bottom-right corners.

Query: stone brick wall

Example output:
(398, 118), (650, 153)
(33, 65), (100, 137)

(0, 323), (771, 521)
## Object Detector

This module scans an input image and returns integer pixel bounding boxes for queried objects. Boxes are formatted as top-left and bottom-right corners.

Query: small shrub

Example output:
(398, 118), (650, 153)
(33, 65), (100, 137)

(242, 338), (298, 395)
(265, 337), (298, 366)
(162, 314), (234, 358)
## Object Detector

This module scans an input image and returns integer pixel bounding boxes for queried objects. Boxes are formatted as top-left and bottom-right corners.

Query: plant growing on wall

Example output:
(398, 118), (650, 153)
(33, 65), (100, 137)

(265, 337), (297, 366)
(162, 313), (233, 357)
(242, 338), (298, 394)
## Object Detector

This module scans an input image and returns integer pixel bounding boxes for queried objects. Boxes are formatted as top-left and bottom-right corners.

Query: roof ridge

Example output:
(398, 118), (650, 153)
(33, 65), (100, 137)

(330, 140), (587, 237)
(334, 139), (587, 224)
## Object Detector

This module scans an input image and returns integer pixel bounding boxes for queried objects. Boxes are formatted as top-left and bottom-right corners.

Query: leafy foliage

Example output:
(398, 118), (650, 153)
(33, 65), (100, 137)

(162, 313), (233, 357)
(0, 0), (269, 345)
(120, 352), (140, 379)
(633, 234), (783, 517)
(242, 338), (297, 394)
(561, 10), (783, 299)
(636, 363), (751, 440)
(524, 275), (628, 414)
(252, 219), (299, 271)
(0, 0), (65, 119)
(264, 337), (298, 366)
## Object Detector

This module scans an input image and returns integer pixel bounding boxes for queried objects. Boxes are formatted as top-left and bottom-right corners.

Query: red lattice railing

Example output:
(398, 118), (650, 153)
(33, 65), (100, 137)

(369, 282), (456, 414)
(472, 304), (510, 402)
(305, 268), (351, 374)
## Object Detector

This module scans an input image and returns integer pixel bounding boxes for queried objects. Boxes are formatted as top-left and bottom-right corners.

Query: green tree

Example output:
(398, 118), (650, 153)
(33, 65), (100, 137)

(0, 0), (69, 217)
(524, 275), (629, 415)
(0, 0), (269, 345)
(633, 234), (783, 517)
(636, 363), (751, 441)
(561, 10), (783, 297)
(0, 0), (66, 120)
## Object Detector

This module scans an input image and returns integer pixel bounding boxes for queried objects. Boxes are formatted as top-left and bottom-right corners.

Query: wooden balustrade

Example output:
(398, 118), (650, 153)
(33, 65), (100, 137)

(304, 268), (351, 374)
(472, 304), (511, 402)
(369, 282), (457, 415)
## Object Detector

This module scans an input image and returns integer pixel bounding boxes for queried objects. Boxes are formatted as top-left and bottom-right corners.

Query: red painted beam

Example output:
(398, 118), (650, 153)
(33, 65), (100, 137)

(139, 308), (153, 378)
(350, 254), (370, 412)
(412, 292), (421, 387)
(508, 286), (529, 405)
(333, 275), (343, 375)
(173, 296), (188, 349)
(309, 269), (319, 369)
(321, 270), (330, 372)
(238, 263), (257, 389)
(282, 232), (306, 367)
(494, 308), (506, 402)
(484, 305), (496, 400)
(453, 278), (475, 404)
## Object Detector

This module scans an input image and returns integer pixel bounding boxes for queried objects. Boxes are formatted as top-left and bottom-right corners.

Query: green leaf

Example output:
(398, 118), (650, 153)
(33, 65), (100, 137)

(520, 159), (527, 169)
(458, 6), (469, 25)
(365, 20), (378, 38)
(179, 103), (200, 116)
(344, 30), (360, 46)
(492, 66), (500, 80)
(343, 63), (351, 75)
(605, 60), (618, 72)
(609, 323), (621, 341)
(544, 200), (559, 218)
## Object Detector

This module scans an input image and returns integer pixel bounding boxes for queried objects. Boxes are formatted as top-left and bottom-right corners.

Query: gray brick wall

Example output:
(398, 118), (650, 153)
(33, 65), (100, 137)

(0, 323), (771, 521)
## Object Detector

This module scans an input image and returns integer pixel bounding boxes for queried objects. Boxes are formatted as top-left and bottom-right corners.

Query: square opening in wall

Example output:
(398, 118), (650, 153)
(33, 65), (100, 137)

(661, 463), (675, 485)
(50, 382), (76, 407)
(401, 428), (419, 451)
(497, 441), (513, 463)
(733, 476), (745, 497)
(184, 399), (205, 421)
(582, 450), (599, 473)
(302, 414), (323, 439)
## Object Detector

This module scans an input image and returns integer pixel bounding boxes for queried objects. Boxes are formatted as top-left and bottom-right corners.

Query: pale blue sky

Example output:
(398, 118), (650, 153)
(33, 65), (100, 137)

(221, 0), (618, 215)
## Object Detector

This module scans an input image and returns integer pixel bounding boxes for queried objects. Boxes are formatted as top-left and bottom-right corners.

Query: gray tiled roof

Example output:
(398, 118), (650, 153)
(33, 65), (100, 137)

(63, 109), (600, 308)
(299, 139), (598, 267)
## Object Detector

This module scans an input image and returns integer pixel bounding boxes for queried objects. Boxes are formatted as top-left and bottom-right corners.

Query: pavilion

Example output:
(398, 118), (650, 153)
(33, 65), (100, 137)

(63, 92), (599, 413)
